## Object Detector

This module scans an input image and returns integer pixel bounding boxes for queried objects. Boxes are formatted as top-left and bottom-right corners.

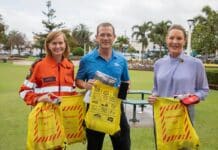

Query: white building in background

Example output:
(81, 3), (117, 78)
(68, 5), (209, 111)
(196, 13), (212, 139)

(32, 48), (41, 56)
(130, 39), (154, 60)
(130, 40), (141, 52)
(11, 49), (19, 55)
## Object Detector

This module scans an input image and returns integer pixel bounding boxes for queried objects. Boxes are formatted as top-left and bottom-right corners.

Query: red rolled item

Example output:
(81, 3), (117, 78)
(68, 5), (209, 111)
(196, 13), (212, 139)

(181, 95), (200, 105)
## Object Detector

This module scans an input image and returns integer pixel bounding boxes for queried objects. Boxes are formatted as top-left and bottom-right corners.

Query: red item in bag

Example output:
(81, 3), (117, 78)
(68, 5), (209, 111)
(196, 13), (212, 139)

(181, 95), (199, 105)
(48, 93), (61, 105)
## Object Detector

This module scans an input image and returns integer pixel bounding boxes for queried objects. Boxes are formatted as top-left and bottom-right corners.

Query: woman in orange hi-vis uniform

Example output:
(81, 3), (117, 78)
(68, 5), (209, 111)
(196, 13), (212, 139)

(19, 31), (76, 106)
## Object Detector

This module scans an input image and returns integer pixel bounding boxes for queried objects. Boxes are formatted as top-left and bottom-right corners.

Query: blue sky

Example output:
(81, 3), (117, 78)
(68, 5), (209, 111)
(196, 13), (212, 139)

(0, 0), (217, 41)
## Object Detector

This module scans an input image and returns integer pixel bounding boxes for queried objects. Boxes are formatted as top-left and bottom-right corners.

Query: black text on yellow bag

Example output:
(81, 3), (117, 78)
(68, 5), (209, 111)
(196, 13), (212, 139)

(60, 95), (86, 144)
(153, 97), (200, 150)
(27, 102), (65, 150)
(85, 80), (121, 135)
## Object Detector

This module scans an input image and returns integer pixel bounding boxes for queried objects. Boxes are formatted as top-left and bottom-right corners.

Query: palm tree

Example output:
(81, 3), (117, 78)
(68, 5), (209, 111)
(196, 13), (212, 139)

(149, 20), (172, 58)
(72, 24), (92, 55)
(114, 35), (129, 53)
(132, 21), (153, 61)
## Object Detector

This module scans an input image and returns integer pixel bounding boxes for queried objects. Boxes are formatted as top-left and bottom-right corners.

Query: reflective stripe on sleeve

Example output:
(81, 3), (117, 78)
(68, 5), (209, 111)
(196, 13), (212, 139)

(34, 86), (75, 94)
(23, 80), (37, 88)
(20, 90), (33, 99)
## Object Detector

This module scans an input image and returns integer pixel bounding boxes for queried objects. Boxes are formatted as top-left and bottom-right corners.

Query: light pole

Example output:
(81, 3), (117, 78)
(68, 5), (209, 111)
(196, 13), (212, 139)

(83, 43), (86, 56)
(186, 19), (194, 56)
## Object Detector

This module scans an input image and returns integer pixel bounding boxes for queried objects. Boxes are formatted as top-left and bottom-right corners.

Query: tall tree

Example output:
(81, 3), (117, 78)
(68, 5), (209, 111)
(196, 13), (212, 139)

(42, 1), (64, 32)
(72, 24), (92, 55)
(149, 20), (172, 58)
(132, 21), (153, 60)
(192, 5), (218, 56)
(33, 0), (64, 57)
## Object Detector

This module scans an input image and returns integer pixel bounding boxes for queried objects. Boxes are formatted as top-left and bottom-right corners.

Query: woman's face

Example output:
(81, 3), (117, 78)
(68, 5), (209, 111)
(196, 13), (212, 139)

(166, 29), (186, 57)
(48, 34), (66, 58)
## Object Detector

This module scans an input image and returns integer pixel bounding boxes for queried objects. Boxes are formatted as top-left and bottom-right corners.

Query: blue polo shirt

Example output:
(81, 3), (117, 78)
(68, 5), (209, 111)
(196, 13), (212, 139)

(76, 48), (129, 87)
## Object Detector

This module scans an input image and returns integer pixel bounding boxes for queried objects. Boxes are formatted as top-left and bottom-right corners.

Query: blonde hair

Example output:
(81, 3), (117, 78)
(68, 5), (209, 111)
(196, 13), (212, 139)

(167, 24), (187, 39)
(44, 31), (70, 58)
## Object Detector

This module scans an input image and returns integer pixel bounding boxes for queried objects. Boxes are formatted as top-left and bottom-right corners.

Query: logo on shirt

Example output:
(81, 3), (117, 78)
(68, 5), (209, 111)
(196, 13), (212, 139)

(114, 63), (120, 67)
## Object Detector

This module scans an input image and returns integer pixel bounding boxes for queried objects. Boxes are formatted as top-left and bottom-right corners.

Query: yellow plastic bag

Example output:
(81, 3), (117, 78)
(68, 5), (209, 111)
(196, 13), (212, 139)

(85, 80), (121, 135)
(153, 97), (200, 150)
(60, 95), (86, 144)
(26, 102), (65, 150)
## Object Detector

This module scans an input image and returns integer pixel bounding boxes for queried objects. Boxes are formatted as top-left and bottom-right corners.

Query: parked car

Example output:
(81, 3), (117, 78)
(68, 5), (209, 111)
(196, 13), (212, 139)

(20, 51), (30, 57)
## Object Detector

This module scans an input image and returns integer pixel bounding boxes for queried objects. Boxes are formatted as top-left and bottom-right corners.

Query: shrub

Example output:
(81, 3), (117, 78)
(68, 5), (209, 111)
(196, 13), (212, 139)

(206, 70), (218, 90)
(72, 47), (84, 56)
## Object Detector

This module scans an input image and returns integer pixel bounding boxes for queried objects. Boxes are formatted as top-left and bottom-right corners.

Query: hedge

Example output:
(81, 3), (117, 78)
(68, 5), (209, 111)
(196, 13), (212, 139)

(206, 70), (218, 90)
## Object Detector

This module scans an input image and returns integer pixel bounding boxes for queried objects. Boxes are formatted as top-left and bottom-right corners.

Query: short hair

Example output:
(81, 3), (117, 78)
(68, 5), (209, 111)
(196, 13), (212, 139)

(167, 24), (187, 39)
(96, 22), (115, 36)
(44, 31), (70, 58)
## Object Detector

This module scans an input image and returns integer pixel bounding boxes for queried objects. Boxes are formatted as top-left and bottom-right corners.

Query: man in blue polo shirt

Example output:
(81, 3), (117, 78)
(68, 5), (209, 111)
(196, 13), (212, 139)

(76, 22), (130, 150)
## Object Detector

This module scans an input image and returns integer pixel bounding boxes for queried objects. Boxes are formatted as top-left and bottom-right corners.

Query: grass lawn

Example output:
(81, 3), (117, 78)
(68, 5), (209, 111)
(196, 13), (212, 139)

(0, 62), (218, 150)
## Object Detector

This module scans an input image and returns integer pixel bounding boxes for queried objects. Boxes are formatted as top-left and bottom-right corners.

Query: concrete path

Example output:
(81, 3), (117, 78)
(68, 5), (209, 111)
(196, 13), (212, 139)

(124, 104), (154, 128)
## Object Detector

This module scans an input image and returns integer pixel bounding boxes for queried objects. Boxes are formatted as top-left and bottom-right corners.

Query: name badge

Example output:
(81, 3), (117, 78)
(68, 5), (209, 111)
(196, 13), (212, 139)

(42, 76), (56, 82)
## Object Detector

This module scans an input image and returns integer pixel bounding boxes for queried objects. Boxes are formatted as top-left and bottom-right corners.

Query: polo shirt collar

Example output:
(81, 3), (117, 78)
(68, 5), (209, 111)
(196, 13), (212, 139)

(94, 48), (117, 60)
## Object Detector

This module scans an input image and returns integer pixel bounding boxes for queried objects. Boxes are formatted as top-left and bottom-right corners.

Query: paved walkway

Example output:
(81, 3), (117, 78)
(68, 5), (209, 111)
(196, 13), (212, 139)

(124, 104), (154, 128)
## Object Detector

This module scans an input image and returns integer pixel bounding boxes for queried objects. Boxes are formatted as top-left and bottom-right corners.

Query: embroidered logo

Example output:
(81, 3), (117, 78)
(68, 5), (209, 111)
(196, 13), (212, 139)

(114, 63), (120, 67)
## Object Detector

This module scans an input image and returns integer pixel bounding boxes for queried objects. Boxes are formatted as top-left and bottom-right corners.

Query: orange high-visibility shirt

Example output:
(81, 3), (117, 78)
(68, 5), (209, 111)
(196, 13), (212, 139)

(19, 56), (76, 106)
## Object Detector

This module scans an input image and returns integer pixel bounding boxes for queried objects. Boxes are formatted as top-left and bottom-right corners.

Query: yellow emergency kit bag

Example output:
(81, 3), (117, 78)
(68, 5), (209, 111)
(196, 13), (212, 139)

(85, 80), (121, 135)
(153, 97), (200, 150)
(26, 102), (65, 150)
(60, 94), (86, 144)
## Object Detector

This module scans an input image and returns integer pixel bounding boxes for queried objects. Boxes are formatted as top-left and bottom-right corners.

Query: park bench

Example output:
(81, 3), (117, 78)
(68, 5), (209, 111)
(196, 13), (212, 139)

(122, 99), (150, 123)
(122, 90), (151, 123)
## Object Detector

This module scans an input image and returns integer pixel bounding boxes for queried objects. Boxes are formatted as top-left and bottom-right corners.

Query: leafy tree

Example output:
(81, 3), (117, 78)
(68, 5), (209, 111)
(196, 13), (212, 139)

(114, 35), (129, 53)
(192, 6), (218, 57)
(149, 20), (172, 58)
(72, 24), (92, 55)
(33, 0), (64, 57)
(61, 29), (78, 53)
(7, 30), (26, 55)
(132, 21), (153, 60)
(0, 14), (8, 47)
(126, 46), (137, 53)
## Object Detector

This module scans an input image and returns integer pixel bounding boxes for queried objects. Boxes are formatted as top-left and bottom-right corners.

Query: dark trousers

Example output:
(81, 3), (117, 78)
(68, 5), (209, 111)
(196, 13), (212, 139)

(86, 105), (131, 150)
